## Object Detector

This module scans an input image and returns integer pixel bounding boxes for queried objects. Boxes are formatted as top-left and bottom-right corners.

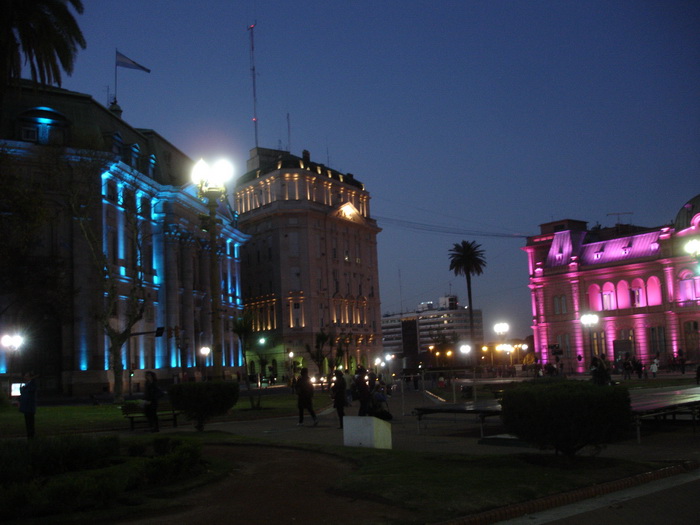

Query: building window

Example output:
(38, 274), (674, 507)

(648, 326), (666, 356)
(679, 271), (698, 302)
(21, 126), (38, 142)
(602, 291), (615, 310)
(106, 180), (117, 202)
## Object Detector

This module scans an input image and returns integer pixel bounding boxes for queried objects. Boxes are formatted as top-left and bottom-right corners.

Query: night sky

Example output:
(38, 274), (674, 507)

(57, 1), (700, 340)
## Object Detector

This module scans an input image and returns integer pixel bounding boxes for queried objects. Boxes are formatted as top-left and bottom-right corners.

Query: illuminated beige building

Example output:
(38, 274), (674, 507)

(235, 148), (382, 378)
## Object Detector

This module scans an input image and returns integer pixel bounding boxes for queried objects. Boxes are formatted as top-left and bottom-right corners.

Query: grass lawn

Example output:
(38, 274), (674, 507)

(0, 391), (318, 438)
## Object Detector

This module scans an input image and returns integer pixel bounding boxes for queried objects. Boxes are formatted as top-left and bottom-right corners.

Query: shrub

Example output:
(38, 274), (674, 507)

(0, 389), (10, 409)
(168, 381), (239, 431)
(0, 434), (121, 485)
(501, 380), (631, 458)
(0, 435), (202, 521)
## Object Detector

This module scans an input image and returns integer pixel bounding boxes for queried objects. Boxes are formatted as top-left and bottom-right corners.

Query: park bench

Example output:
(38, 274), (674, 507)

(413, 400), (502, 438)
(121, 400), (182, 431)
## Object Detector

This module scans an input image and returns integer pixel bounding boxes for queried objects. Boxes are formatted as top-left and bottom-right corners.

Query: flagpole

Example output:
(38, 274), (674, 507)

(114, 49), (118, 103)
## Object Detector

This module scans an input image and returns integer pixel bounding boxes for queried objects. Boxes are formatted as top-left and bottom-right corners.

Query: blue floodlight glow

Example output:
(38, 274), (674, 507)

(104, 335), (110, 370)
(78, 331), (88, 371)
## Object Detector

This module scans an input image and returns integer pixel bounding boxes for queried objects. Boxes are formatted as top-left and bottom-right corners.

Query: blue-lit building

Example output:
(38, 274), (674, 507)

(0, 81), (249, 396)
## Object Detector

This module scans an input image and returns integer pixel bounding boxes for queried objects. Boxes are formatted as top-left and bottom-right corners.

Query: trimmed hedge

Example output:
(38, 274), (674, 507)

(501, 379), (632, 458)
(168, 381), (240, 431)
(0, 435), (202, 521)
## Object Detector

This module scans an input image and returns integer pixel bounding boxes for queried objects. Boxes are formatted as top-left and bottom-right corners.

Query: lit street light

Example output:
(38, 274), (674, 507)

(496, 343), (515, 365)
(494, 322), (509, 340)
(481, 345), (493, 366)
(686, 239), (700, 274)
(192, 158), (234, 380)
(580, 313), (599, 360)
(199, 346), (211, 379)
(2, 334), (24, 394)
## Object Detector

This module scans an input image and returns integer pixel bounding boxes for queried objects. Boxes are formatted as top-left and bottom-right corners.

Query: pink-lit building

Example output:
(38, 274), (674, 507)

(523, 194), (700, 373)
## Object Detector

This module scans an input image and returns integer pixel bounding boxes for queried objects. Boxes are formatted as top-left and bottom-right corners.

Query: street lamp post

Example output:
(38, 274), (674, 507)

(192, 159), (234, 381)
(199, 346), (211, 380)
(1, 334), (23, 395)
(494, 322), (509, 368)
(581, 313), (599, 361)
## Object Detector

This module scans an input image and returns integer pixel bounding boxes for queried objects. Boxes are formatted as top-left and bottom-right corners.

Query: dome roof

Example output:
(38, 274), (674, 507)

(674, 194), (700, 231)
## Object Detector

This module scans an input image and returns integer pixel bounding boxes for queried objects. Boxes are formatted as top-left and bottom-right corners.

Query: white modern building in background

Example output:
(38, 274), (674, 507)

(381, 295), (484, 369)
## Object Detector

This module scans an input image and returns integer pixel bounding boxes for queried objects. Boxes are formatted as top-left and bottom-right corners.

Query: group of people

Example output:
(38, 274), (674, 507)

(294, 365), (391, 429)
(595, 354), (670, 384)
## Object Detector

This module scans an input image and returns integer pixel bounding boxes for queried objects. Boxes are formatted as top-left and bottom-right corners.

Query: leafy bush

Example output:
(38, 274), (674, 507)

(501, 380), (632, 458)
(169, 381), (239, 431)
(0, 434), (121, 485)
(0, 435), (202, 521)
(0, 389), (11, 409)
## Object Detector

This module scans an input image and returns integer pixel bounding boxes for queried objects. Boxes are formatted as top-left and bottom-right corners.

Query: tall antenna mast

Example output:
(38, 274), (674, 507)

(607, 212), (633, 224)
(248, 23), (259, 148)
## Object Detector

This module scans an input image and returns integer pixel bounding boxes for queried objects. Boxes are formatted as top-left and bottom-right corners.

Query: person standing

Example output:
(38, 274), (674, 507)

(331, 370), (347, 429)
(295, 368), (318, 426)
(19, 372), (37, 439)
(343, 369), (354, 406)
(144, 371), (161, 432)
(354, 366), (371, 416)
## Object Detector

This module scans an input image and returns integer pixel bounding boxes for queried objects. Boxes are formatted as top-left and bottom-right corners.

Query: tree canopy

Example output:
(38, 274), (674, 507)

(1, 0), (86, 94)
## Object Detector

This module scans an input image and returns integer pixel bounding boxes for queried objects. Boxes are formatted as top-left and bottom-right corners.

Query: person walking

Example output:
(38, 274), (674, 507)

(331, 370), (347, 429)
(19, 372), (38, 439)
(295, 368), (318, 426)
(144, 371), (162, 432)
(649, 360), (659, 378)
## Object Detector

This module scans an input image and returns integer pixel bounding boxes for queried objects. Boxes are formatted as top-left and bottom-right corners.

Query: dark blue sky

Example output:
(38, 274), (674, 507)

(59, 1), (700, 339)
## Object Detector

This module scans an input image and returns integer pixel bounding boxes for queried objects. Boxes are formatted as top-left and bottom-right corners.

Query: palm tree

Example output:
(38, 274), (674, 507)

(1, 0), (86, 95)
(448, 240), (487, 351)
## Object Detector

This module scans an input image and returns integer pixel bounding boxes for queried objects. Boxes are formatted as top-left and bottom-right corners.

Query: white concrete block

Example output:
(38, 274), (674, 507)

(343, 416), (392, 449)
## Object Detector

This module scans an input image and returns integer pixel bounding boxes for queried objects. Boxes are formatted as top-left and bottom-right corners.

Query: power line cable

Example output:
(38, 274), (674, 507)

(373, 215), (528, 239)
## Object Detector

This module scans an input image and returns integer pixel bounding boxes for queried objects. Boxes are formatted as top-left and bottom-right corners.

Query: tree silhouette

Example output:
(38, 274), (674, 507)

(1, 0), (86, 95)
(448, 240), (487, 352)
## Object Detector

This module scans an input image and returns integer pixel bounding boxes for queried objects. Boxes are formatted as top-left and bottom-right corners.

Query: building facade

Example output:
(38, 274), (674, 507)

(381, 295), (484, 369)
(0, 82), (248, 396)
(235, 148), (382, 378)
(523, 195), (700, 374)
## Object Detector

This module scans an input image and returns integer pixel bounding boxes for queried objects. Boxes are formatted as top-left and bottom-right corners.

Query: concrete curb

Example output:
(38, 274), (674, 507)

(433, 460), (700, 525)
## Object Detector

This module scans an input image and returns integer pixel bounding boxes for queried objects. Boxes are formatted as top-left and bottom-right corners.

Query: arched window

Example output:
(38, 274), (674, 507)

(602, 282), (617, 310)
(647, 276), (662, 306)
(616, 280), (630, 309)
(678, 270), (698, 302)
(587, 284), (602, 311)
(630, 278), (646, 307)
